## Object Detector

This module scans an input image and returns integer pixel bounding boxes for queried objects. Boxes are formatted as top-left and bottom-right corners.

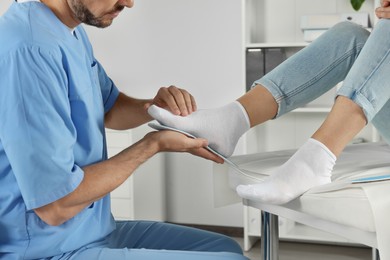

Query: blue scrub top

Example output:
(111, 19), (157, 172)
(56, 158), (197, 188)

(0, 1), (119, 259)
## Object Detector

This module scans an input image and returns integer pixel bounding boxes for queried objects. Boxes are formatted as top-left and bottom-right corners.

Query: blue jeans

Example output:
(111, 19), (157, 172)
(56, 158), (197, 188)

(255, 20), (390, 143)
(58, 221), (248, 260)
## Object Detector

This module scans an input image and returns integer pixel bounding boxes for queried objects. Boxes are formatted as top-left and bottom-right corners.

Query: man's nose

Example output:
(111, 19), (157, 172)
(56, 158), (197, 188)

(118, 0), (134, 8)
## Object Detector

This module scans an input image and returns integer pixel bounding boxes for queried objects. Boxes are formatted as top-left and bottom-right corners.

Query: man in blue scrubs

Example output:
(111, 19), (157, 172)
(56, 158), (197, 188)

(0, 0), (248, 259)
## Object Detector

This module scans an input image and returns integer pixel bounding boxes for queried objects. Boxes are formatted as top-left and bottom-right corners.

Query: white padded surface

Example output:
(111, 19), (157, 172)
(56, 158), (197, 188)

(294, 187), (375, 232)
(229, 142), (390, 233)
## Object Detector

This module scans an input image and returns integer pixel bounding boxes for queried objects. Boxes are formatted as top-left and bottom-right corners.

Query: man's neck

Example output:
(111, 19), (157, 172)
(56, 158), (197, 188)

(40, 0), (80, 29)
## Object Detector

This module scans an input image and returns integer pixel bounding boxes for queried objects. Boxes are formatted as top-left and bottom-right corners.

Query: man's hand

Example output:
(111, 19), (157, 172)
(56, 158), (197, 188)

(147, 85), (197, 116)
(382, 0), (390, 6)
(105, 85), (196, 130)
(376, 0), (390, 18)
(146, 130), (224, 164)
(145, 86), (224, 163)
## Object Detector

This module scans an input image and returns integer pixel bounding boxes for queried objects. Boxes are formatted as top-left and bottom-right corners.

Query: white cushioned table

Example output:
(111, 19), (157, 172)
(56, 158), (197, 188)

(213, 142), (390, 260)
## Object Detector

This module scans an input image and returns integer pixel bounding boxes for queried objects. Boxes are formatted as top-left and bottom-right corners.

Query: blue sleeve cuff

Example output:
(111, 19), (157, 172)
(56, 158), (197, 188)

(104, 85), (120, 113)
(25, 167), (84, 210)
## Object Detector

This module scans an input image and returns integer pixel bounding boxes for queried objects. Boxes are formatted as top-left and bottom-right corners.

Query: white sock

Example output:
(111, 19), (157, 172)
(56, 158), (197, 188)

(236, 138), (336, 205)
(148, 101), (250, 157)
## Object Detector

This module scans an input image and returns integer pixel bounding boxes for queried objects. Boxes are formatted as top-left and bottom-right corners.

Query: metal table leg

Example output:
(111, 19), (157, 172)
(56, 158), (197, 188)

(261, 211), (279, 260)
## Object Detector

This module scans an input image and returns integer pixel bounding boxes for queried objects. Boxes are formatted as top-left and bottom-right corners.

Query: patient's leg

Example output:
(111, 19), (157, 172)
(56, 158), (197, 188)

(237, 19), (390, 204)
(312, 96), (367, 156)
(148, 22), (368, 158)
(237, 96), (366, 204)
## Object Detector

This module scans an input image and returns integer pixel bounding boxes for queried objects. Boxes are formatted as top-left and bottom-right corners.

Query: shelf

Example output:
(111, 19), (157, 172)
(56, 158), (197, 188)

(292, 107), (331, 113)
(281, 222), (353, 245)
(246, 42), (308, 49)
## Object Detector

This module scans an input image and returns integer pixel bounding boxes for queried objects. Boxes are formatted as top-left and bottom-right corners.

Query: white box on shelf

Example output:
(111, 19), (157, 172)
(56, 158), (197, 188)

(301, 12), (370, 30)
(340, 12), (370, 27)
(301, 13), (371, 42)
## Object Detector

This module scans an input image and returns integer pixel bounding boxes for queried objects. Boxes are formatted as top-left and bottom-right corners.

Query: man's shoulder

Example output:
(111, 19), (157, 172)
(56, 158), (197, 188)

(0, 3), (31, 51)
(0, 2), (69, 59)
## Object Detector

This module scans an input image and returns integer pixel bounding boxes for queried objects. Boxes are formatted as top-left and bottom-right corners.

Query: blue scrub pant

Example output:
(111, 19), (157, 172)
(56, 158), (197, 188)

(255, 20), (390, 143)
(67, 221), (248, 260)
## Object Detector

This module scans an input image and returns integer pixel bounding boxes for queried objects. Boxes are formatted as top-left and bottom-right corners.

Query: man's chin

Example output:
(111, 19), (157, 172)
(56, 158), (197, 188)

(86, 19), (114, 28)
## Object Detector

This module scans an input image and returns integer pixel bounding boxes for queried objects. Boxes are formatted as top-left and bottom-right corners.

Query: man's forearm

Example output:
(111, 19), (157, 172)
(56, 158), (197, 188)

(105, 92), (153, 130)
(34, 135), (159, 226)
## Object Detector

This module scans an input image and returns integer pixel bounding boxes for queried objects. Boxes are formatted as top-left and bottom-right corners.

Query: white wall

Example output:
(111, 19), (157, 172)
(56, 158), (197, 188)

(86, 0), (244, 107)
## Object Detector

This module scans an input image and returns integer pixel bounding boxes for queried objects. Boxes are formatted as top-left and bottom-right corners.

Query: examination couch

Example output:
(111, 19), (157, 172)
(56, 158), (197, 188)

(214, 142), (390, 260)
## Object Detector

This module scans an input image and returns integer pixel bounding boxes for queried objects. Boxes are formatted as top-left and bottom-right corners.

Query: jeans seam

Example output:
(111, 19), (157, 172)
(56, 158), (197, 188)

(354, 47), (390, 97)
(278, 42), (365, 104)
(338, 45), (390, 122)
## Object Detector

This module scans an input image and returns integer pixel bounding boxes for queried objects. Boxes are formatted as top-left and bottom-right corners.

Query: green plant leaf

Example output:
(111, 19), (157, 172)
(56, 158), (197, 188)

(351, 0), (365, 11)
